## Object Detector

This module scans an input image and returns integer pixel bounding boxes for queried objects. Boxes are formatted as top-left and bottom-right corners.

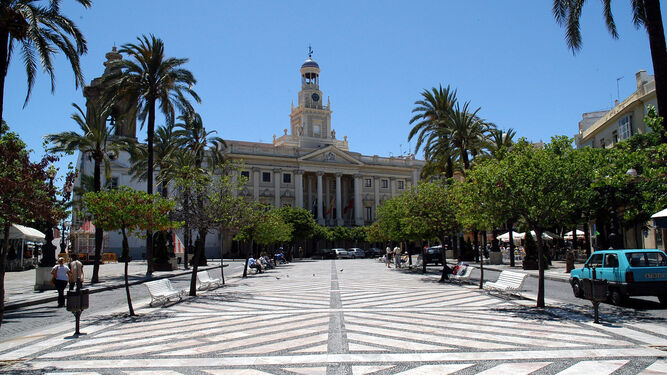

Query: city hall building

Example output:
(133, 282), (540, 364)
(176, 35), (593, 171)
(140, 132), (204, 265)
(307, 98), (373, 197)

(74, 49), (424, 257)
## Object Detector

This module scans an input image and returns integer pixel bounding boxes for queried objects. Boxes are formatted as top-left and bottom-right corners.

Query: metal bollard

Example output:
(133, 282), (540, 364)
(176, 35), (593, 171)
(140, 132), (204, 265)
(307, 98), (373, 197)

(66, 289), (90, 336)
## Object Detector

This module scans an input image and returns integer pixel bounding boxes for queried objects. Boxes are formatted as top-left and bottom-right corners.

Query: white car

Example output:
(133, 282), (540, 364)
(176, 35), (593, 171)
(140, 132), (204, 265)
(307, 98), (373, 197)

(348, 248), (365, 258)
(333, 248), (351, 259)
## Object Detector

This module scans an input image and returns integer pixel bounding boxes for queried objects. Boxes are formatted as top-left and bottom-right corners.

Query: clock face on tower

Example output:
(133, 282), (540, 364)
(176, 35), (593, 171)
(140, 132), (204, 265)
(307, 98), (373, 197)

(311, 93), (320, 102)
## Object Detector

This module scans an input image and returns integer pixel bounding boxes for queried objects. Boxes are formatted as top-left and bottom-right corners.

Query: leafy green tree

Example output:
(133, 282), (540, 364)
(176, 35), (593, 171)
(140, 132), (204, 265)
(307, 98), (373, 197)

(83, 186), (179, 316)
(0, 0), (91, 126)
(275, 206), (317, 255)
(103, 34), (200, 275)
(45, 102), (132, 283)
(553, 0), (667, 141)
(0, 125), (57, 327)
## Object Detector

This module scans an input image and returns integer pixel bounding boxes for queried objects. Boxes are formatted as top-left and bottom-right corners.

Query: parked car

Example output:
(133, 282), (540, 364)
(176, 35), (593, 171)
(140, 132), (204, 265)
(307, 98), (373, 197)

(348, 248), (365, 258)
(333, 248), (351, 259)
(423, 247), (443, 265)
(311, 248), (336, 260)
(569, 249), (667, 305)
(367, 248), (384, 258)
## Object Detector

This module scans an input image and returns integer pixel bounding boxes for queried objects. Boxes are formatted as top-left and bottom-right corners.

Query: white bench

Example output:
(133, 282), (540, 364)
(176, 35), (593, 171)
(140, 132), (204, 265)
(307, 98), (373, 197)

(197, 271), (222, 290)
(145, 279), (185, 306)
(452, 266), (474, 284)
(483, 270), (527, 296)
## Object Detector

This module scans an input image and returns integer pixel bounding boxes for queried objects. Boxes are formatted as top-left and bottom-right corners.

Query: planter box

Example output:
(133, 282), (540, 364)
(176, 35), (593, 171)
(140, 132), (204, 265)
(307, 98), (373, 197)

(154, 257), (178, 271)
(489, 251), (503, 265)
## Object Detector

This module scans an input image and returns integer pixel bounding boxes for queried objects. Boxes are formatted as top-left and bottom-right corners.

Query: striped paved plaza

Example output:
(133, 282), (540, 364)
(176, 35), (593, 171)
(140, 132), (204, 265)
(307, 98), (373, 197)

(1, 259), (666, 374)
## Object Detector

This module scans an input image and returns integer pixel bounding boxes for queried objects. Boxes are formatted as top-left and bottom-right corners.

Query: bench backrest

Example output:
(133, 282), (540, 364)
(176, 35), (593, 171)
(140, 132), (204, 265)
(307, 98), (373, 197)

(496, 271), (527, 287)
(145, 279), (175, 296)
(197, 271), (212, 282)
(460, 266), (474, 278)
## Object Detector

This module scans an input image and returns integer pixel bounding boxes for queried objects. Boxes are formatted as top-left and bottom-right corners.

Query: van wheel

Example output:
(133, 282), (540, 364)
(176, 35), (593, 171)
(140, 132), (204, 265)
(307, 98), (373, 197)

(610, 289), (627, 305)
(572, 279), (583, 298)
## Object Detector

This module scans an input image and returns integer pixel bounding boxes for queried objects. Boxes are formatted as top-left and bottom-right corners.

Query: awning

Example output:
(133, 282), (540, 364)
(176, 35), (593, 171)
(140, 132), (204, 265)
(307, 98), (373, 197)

(8, 224), (46, 243)
(564, 229), (585, 240)
(652, 208), (667, 229)
(496, 231), (523, 243)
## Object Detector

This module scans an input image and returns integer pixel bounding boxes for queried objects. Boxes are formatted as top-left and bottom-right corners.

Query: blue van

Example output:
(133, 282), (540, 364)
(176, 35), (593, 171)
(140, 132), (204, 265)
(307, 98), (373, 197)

(569, 249), (667, 305)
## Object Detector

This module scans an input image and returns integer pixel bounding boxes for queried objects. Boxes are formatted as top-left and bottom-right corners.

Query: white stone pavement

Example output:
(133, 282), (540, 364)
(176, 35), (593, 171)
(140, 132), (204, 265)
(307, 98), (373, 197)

(1, 259), (666, 374)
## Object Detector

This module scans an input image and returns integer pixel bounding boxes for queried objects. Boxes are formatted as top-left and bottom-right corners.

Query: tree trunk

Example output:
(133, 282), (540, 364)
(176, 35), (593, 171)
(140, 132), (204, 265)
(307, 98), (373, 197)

(535, 228), (546, 308)
(0, 29), (9, 129)
(479, 232), (485, 289)
(583, 218), (591, 257)
(220, 230), (225, 285)
(120, 229), (135, 316)
(92, 158), (103, 284)
(243, 238), (253, 278)
(421, 244), (426, 274)
(508, 221), (515, 267)
(189, 234), (202, 296)
(439, 236), (449, 282)
(644, 0), (667, 142)
(0, 223), (10, 328)
(146, 99), (156, 276)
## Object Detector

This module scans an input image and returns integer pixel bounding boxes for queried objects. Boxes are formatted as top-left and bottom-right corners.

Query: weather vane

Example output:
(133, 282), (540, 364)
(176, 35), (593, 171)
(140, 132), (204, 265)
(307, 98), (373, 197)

(308, 45), (313, 58)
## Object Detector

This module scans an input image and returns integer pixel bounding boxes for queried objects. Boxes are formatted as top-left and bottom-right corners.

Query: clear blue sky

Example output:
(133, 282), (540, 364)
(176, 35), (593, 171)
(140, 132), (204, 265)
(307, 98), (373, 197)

(4, 1), (664, 179)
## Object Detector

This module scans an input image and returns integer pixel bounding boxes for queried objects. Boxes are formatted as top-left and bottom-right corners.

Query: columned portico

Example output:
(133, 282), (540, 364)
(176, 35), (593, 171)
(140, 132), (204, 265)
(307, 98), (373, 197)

(295, 170), (304, 208)
(316, 171), (324, 225)
(354, 174), (363, 226)
(335, 173), (343, 226)
(273, 169), (282, 207)
(374, 176), (380, 220)
(252, 167), (260, 202)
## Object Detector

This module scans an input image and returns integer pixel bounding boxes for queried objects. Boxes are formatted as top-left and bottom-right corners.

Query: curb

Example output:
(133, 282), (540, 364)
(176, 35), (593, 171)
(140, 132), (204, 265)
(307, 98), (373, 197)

(4, 264), (225, 311)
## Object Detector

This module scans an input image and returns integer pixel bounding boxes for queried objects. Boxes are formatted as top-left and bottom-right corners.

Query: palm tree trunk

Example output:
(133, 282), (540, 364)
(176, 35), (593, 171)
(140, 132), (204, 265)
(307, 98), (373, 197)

(0, 29), (8, 128)
(0, 223), (11, 328)
(146, 100), (156, 276)
(645, 0), (667, 142)
(92, 158), (103, 284)
(189, 234), (202, 296)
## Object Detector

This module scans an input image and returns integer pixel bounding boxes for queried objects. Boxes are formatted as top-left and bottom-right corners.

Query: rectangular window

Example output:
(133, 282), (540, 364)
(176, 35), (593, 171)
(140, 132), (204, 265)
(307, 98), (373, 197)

(618, 115), (632, 141)
(600, 138), (605, 149)
(241, 171), (250, 179)
(365, 207), (372, 220)
(381, 179), (388, 189)
(612, 130), (618, 144)
(262, 172), (271, 182)
(283, 173), (291, 184)
(106, 177), (119, 190)
(586, 253), (603, 268)
(398, 180), (405, 190)
(364, 178), (372, 187)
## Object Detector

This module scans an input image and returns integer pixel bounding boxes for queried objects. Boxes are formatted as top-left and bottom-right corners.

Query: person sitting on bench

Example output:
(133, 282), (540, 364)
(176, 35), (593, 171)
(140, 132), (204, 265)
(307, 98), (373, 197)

(248, 257), (263, 273)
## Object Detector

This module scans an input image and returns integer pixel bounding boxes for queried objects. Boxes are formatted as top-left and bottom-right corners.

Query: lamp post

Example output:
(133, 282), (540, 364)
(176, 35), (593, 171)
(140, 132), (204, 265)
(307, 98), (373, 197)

(39, 167), (58, 267)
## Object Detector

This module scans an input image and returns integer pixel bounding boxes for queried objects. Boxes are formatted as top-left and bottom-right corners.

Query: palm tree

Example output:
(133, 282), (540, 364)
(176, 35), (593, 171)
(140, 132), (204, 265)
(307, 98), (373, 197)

(45, 102), (131, 283)
(409, 86), (458, 178)
(486, 128), (516, 161)
(553, 0), (667, 140)
(103, 34), (200, 275)
(127, 123), (179, 197)
(173, 110), (225, 267)
(174, 110), (225, 169)
(446, 102), (487, 171)
(0, 0), (91, 126)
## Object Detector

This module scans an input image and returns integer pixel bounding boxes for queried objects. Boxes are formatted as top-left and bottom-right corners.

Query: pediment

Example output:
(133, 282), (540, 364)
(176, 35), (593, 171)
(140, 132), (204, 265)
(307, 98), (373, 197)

(298, 145), (364, 166)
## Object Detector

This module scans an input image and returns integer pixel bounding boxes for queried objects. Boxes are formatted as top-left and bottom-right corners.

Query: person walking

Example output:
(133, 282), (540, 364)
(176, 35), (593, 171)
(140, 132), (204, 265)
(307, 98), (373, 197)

(394, 246), (402, 269)
(385, 246), (393, 268)
(51, 257), (70, 307)
(68, 254), (84, 291)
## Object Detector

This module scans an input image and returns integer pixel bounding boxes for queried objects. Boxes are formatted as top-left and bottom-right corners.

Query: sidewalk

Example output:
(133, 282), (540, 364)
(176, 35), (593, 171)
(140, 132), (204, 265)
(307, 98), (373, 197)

(3, 260), (227, 310)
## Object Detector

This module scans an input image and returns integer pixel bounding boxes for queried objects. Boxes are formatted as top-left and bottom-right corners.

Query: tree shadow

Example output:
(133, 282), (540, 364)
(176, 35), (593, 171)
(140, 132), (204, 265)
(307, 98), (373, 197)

(82, 311), (176, 326)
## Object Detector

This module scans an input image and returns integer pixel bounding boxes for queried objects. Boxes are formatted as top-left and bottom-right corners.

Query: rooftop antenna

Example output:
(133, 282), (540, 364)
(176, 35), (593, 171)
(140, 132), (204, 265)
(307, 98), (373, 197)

(616, 76), (624, 101)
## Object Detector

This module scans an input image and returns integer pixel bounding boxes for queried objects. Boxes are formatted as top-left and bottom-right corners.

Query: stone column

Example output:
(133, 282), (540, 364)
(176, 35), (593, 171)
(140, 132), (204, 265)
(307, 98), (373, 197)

(295, 170), (304, 209)
(412, 169), (420, 187)
(307, 174), (312, 212)
(274, 168), (281, 208)
(354, 174), (363, 226)
(316, 172), (324, 225)
(252, 167), (260, 202)
(390, 177), (397, 198)
(335, 173), (343, 226)
(325, 175), (330, 223)
(374, 176), (380, 220)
